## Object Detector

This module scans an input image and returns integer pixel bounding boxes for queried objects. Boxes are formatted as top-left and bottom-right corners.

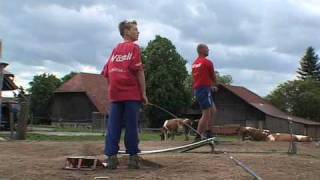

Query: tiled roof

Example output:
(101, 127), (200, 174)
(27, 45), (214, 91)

(221, 84), (320, 126)
(2, 70), (17, 90)
(55, 73), (109, 114)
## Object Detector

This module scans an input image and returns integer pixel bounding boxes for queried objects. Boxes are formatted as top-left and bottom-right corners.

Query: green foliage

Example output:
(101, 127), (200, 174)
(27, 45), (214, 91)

(266, 79), (320, 122)
(267, 47), (320, 122)
(28, 73), (62, 124)
(184, 74), (194, 101)
(61, 71), (79, 83)
(143, 35), (190, 127)
(216, 72), (233, 85)
(297, 46), (320, 81)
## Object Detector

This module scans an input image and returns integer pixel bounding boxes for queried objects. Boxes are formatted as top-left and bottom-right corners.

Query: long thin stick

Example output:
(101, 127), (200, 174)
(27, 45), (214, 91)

(225, 152), (263, 180)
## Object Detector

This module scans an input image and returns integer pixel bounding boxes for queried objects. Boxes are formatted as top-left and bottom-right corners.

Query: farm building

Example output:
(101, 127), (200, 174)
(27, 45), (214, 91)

(49, 73), (109, 128)
(186, 84), (320, 139)
(2, 70), (17, 91)
(0, 69), (18, 130)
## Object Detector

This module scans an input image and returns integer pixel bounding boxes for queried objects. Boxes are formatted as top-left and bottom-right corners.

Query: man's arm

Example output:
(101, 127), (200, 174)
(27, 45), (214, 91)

(137, 70), (148, 104)
(212, 71), (217, 86)
(211, 72), (218, 92)
(209, 62), (218, 92)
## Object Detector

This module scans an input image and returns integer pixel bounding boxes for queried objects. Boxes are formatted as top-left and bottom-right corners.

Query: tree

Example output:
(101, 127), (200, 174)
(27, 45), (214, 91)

(216, 71), (233, 85)
(143, 35), (190, 127)
(266, 79), (320, 122)
(61, 71), (78, 83)
(297, 46), (320, 81)
(266, 81), (298, 113)
(183, 74), (194, 103)
(28, 73), (62, 124)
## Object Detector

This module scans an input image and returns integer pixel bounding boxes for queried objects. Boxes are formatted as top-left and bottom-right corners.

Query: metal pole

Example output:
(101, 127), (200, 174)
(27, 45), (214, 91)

(226, 152), (263, 180)
(0, 62), (9, 130)
(288, 118), (297, 154)
(9, 103), (14, 138)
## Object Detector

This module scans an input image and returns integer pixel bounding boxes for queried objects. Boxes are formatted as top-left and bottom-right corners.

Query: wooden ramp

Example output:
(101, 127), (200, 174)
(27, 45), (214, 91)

(118, 137), (215, 155)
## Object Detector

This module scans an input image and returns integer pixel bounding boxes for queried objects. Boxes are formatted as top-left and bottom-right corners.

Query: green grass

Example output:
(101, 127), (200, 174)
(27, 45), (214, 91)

(215, 135), (241, 142)
(10, 133), (239, 142)
(2, 125), (241, 142)
(1, 130), (164, 142)
(26, 133), (105, 141)
(24, 132), (164, 141)
(29, 125), (102, 132)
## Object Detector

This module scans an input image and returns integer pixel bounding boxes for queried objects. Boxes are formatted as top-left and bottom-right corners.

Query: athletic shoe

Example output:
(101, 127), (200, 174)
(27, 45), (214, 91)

(107, 155), (119, 169)
(128, 155), (140, 169)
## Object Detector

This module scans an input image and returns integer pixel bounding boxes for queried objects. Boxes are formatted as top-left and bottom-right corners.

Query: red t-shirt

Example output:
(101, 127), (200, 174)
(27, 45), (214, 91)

(103, 42), (143, 102)
(192, 57), (216, 89)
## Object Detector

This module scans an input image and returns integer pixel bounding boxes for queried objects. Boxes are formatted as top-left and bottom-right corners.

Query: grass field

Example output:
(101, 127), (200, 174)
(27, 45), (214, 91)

(1, 127), (240, 142)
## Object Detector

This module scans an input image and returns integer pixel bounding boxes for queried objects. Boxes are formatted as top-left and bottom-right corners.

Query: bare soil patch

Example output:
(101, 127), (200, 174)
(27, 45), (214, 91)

(0, 140), (319, 180)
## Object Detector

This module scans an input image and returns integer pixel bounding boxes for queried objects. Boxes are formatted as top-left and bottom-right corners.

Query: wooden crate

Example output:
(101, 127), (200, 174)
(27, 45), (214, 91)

(64, 156), (100, 170)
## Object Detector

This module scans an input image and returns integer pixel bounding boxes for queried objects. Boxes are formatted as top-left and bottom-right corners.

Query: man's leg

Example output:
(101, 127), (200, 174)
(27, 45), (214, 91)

(195, 87), (214, 140)
(198, 108), (211, 138)
(105, 102), (124, 169)
(206, 106), (216, 138)
(123, 101), (141, 169)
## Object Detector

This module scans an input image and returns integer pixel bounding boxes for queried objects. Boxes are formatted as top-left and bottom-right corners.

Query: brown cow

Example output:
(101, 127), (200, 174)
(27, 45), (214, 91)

(237, 127), (271, 141)
(160, 118), (192, 141)
(267, 133), (312, 142)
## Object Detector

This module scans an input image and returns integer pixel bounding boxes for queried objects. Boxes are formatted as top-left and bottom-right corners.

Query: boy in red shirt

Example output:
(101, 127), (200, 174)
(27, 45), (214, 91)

(102, 20), (148, 169)
(192, 44), (217, 141)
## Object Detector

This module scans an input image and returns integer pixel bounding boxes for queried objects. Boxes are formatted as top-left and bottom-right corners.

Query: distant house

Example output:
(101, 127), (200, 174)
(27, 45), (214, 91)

(3, 70), (17, 90)
(185, 84), (320, 139)
(49, 73), (109, 128)
(1, 69), (18, 130)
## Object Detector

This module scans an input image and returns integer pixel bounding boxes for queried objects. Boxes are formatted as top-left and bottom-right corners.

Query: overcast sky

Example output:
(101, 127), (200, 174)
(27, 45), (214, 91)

(1, 0), (320, 97)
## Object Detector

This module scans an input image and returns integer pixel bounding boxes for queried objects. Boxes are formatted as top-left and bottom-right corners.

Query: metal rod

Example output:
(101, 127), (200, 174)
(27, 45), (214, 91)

(225, 152), (263, 180)
(147, 103), (179, 118)
(288, 119), (297, 154)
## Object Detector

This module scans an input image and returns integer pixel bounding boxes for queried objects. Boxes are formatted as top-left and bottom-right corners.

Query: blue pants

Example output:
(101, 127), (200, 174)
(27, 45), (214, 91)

(195, 87), (215, 110)
(105, 101), (141, 156)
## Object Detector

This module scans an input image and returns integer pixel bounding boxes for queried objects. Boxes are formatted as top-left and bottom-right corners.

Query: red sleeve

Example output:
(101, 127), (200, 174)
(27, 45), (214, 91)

(129, 45), (143, 72)
(102, 48), (116, 78)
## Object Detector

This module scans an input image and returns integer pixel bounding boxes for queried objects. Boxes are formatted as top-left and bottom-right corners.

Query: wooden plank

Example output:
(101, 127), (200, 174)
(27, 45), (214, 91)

(118, 138), (215, 155)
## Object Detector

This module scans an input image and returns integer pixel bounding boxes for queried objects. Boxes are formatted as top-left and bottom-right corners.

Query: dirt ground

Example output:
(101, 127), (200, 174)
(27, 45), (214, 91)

(0, 140), (320, 180)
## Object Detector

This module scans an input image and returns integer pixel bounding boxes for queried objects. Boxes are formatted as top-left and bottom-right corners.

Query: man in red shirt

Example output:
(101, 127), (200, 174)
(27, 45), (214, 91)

(192, 44), (217, 141)
(102, 20), (148, 169)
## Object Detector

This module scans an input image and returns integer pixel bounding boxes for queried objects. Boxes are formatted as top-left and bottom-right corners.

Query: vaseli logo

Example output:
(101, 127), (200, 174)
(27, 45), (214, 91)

(111, 52), (133, 62)
(192, 63), (202, 68)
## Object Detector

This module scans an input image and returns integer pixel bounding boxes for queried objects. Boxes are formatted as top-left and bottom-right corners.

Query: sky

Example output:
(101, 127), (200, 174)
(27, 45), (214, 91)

(1, 0), (320, 97)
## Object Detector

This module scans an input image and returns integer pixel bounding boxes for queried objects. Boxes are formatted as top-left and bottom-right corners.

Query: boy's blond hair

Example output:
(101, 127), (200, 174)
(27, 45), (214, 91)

(119, 20), (137, 37)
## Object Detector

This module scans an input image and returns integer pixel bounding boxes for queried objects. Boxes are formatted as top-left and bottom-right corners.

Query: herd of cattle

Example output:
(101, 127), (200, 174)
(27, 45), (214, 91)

(159, 118), (313, 142)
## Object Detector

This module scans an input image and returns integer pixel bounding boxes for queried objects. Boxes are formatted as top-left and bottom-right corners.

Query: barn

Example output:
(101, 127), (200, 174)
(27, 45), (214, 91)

(3, 70), (17, 91)
(49, 73), (109, 128)
(187, 84), (320, 139)
(0, 69), (18, 130)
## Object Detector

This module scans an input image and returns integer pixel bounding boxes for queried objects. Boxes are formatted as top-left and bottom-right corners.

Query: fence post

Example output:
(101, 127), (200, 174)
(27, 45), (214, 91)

(9, 104), (14, 138)
(16, 98), (29, 140)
